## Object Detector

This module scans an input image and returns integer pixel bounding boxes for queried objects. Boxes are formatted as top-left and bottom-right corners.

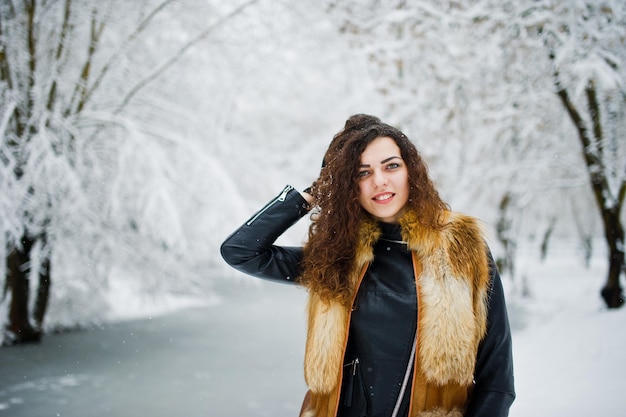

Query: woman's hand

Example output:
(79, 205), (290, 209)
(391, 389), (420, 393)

(301, 187), (315, 205)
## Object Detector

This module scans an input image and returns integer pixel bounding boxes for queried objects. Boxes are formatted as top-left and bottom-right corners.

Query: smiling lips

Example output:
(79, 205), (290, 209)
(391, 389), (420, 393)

(373, 192), (395, 203)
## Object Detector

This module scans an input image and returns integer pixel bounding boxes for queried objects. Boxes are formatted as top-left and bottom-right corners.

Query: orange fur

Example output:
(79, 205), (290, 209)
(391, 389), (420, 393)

(302, 209), (491, 416)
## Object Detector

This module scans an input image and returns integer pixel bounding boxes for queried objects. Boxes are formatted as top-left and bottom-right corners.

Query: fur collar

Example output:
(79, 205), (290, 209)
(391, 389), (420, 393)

(304, 210), (490, 394)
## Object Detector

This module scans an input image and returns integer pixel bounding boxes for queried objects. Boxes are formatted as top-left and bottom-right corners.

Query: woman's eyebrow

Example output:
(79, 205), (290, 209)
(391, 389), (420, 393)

(360, 156), (402, 168)
(381, 156), (401, 164)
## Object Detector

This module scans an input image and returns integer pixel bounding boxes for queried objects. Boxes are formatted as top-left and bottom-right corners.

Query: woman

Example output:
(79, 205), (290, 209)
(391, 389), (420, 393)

(220, 114), (515, 417)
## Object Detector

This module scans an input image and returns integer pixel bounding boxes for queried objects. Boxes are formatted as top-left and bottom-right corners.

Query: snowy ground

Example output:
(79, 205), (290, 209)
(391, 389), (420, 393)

(507, 242), (624, 417)
(0, 281), (309, 417)
(0, 241), (623, 416)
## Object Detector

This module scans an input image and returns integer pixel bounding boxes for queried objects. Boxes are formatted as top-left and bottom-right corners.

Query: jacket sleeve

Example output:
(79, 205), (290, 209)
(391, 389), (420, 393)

(465, 254), (516, 417)
(220, 185), (310, 284)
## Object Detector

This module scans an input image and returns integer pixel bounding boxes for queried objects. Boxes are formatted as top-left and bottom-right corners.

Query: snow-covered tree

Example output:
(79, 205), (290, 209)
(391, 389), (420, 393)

(527, 0), (626, 307)
(325, 0), (625, 307)
(0, 0), (261, 344)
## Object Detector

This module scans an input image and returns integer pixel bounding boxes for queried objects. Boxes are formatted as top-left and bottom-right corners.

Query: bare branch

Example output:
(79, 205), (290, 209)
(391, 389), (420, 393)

(82, 0), (177, 107)
(0, 6), (14, 89)
(76, 10), (101, 113)
(114, 0), (260, 114)
(46, 0), (72, 112)
(549, 51), (612, 214)
(0, 101), (17, 143)
(18, 0), (37, 139)
(585, 80), (604, 157)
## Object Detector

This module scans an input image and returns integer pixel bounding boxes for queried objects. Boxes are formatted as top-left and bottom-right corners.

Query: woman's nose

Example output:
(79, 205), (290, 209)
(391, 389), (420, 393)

(372, 170), (388, 188)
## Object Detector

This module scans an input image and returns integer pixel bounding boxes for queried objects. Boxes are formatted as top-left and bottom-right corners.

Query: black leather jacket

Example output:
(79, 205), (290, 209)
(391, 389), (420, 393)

(221, 185), (515, 417)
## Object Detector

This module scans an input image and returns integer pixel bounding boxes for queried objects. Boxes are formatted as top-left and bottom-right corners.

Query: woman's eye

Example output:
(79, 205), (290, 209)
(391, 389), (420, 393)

(358, 170), (370, 178)
(386, 163), (400, 170)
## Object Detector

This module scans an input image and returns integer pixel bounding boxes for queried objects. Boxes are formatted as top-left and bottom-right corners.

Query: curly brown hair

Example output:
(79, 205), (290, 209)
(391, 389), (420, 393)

(300, 114), (448, 304)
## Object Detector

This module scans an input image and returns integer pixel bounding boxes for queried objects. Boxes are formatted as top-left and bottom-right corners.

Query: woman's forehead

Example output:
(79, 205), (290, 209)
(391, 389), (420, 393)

(360, 137), (401, 163)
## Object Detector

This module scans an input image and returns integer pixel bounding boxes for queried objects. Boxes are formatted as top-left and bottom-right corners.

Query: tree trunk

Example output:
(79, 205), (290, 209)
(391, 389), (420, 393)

(495, 193), (516, 279)
(550, 68), (625, 309)
(5, 237), (42, 344)
(600, 207), (625, 308)
(33, 255), (51, 330)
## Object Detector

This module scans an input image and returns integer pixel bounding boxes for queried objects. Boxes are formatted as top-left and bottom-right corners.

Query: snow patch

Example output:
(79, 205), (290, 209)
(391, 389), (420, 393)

(105, 277), (219, 322)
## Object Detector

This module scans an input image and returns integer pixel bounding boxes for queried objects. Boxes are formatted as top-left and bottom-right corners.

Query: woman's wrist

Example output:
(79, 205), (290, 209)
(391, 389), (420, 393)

(301, 187), (315, 205)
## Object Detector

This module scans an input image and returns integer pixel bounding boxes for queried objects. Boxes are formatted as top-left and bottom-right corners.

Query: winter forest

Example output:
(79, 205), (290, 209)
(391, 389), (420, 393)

(1, 0), (625, 415)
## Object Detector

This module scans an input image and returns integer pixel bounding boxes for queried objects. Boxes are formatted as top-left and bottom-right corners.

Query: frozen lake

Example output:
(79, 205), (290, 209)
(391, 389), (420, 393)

(0, 266), (574, 417)
(0, 281), (309, 417)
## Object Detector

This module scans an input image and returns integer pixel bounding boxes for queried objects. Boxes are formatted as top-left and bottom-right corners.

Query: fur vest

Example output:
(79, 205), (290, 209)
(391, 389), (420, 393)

(301, 210), (491, 417)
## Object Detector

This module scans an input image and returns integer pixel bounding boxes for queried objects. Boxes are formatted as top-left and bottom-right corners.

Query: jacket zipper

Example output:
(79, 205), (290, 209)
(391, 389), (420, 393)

(391, 336), (417, 417)
(405, 252), (422, 417)
(342, 358), (360, 407)
(246, 185), (293, 226)
(332, 256), (420, 417)
(332, 263), (369, 416)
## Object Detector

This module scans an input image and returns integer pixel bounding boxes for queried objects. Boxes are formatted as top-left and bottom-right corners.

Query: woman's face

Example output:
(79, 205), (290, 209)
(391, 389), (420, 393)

(357, 136), (409, 224)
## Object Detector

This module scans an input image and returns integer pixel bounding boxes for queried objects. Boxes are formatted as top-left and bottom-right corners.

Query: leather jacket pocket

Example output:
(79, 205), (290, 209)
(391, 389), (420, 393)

(339, 358), (370, 417)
